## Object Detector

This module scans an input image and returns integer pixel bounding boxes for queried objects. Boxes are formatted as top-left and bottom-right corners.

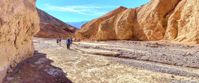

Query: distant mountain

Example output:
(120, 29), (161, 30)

(35, 9), (77, 38)
(67, 21), (88, 29)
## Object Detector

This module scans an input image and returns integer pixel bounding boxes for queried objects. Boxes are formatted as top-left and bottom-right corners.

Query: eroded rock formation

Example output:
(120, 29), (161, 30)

(165, 0), (199, 44)
(0, 0), (39, 82)
(76, 0), (199, 44)
(35, 9), (76, 38)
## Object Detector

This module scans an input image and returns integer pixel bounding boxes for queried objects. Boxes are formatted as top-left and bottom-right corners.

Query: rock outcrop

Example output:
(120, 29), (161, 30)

(0, 0), (39, 82)
(165, 0), (199, 44)
(76, 0), (199, 44)
(35, 9), (77, 38)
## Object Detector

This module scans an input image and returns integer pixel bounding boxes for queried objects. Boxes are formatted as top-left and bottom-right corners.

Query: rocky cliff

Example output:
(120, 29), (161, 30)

(36, 9), (76, 38)
(165, 0), (199, 44)
(75, 0), (199, 44)
(0, 0), (39, 82)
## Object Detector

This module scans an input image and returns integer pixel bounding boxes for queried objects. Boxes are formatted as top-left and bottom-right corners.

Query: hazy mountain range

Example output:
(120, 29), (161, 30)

(66, 21), (88, 29)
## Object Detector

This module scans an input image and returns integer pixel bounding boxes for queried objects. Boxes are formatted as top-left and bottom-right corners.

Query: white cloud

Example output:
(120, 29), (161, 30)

(44, 4), (116, 16)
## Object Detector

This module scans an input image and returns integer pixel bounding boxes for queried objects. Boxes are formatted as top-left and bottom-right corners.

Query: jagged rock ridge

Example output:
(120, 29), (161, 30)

(76, 0), (199, 44)
(36, 9), (77, 38)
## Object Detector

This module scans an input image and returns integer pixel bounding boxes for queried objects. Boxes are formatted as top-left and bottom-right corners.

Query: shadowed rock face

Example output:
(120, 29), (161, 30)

(0, 0), (39, 82)
(3, 51), (72, 83)
(76, 0), (199, 44)
(35, 9), (77, 38)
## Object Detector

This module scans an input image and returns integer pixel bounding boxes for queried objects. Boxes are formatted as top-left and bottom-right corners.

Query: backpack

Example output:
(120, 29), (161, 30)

(66, 39), (71, 44)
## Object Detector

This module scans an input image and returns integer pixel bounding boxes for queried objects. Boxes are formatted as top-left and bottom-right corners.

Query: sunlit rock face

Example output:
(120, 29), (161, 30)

(76, 0), (199, 44)
(0, 0), (39, 82)
(35, 9), (77, 38)
(75, 6), (129, 41)
(136, 0), (181, 41)
(165, 0), (199, 44)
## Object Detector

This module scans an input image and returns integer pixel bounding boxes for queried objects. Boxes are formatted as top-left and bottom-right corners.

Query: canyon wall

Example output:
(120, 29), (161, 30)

(35, 9), (77, 38)
(165, 0), (199, 43)
(75, 0), (199, 44)
(0, 0), (39, 82)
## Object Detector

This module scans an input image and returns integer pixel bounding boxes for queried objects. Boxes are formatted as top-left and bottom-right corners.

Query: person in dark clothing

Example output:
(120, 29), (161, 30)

(66, 38), (73, 49)
(57, 38), (62, 46)
(59, 38), (62, 46)
(56, 39), (60, 45)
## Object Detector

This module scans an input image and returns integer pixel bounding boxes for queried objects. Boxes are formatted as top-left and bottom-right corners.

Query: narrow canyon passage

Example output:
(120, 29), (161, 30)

(3, 38), (199, 83)
(2, 0), (199, 83)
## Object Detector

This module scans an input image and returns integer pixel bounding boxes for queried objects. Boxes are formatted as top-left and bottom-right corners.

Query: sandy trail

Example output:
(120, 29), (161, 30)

(3, 38), (199, 83)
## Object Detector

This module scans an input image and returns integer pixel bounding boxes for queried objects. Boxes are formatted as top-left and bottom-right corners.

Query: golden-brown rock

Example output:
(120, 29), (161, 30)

(0, 0), (39, 82)
(115, 9), (135, 40)
(165, 0), (199, 44)
(76, 0), (199, 44)
(137, 0), (180, 40)
(35, 9), (76, 38)
(75, 6), (128, 41)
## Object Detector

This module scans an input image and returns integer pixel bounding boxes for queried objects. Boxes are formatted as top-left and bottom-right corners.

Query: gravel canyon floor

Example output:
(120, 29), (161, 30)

(3, 38), (199, 83)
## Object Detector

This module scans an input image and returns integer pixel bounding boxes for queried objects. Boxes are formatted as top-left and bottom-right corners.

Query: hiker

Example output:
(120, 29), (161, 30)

(59, 38), (62, 46)
(66, 38), (73, 49)
(56, 39), (60, 45)
(56, 38), (62, 46)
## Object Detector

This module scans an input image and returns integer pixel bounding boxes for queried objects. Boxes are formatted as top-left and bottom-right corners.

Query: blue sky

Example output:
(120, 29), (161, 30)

(36, 0), (149, 22)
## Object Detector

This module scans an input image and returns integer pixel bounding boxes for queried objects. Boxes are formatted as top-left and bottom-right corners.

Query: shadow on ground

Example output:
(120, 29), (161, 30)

(3, 51), (72, 83)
